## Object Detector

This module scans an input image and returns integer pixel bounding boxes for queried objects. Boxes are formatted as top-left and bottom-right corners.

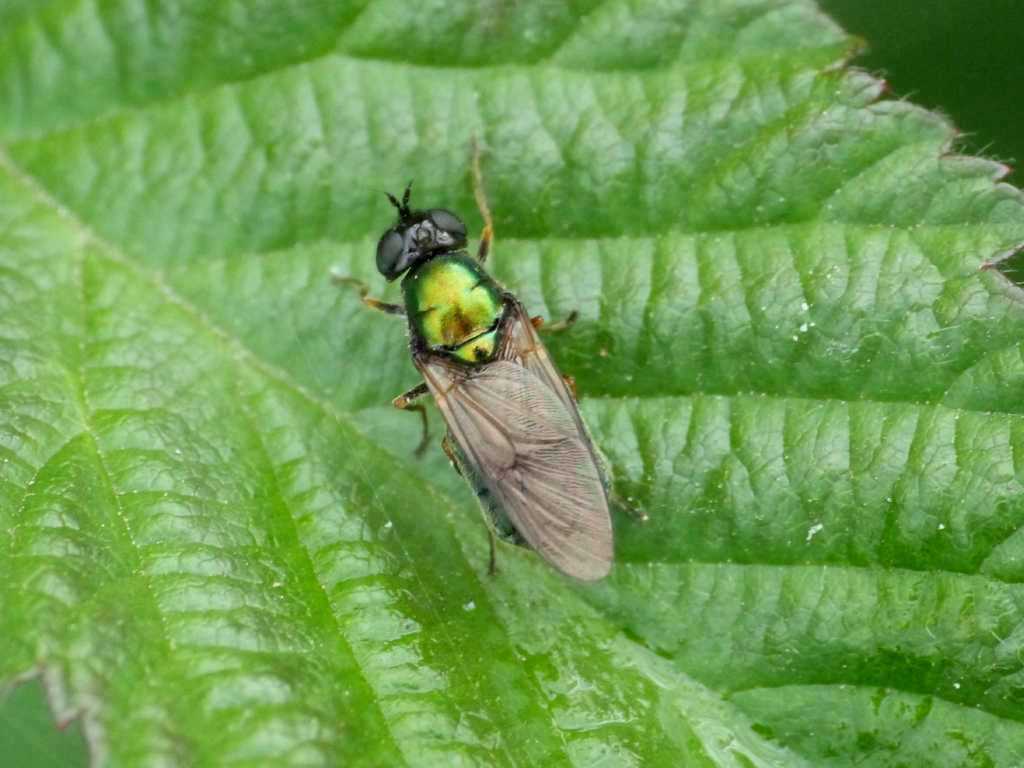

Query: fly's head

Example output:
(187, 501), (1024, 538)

(375, 183), (467, 281)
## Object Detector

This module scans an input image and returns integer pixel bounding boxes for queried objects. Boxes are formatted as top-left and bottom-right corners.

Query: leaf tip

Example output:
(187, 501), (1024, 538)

(982, 243), (1024, 296)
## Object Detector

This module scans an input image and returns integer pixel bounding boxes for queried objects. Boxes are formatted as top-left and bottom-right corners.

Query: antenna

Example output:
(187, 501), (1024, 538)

(386, 181), (414, 222)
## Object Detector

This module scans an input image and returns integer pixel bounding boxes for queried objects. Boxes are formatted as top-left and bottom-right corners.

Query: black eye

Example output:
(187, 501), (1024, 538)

(428, 209), (466, 244)
(376, 229), (404, 277)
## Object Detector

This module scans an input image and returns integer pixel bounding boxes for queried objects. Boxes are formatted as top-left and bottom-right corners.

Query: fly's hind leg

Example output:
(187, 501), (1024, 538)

(531, 311), (579, 334)
(393, 383), (430, 456)
(590, 430), (649, 524)
(562, 374), (578, 401)
(488, 529), (498, 576)
(613, 492), (650, 523)
(445, 431), (501, 576)
(332, 274), (405, 316)
(471, 137), (494, 265)
(441, 433), (463, 476)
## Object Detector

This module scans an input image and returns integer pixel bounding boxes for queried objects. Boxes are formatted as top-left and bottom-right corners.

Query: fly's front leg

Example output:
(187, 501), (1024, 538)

(393, 382), (430, 456)
(471, 137), (494, 264)
(332, 274), (405, 316)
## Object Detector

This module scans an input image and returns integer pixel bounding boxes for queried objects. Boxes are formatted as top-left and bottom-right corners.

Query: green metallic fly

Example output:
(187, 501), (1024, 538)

(336, 148), (614, 581)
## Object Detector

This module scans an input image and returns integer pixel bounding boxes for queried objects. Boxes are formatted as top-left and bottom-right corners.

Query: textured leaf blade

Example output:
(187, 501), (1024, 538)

(2, 1), (1024, 766)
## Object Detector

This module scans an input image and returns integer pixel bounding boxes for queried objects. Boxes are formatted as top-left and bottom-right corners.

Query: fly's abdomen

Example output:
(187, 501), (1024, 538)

(402, 252), (504, 364)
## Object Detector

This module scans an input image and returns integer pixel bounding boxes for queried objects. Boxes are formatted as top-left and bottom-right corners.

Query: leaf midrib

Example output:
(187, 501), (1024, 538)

(64, 244), (202, 763)
(226, 370), (410, 764)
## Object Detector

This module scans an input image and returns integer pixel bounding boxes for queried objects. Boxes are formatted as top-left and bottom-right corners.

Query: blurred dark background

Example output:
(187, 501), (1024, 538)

(821, 0), (1023, 169)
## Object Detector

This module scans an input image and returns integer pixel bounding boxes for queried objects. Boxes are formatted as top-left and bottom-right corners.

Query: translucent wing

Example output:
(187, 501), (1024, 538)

(497, 299), (579, 416)
(417, 355), (613, 581)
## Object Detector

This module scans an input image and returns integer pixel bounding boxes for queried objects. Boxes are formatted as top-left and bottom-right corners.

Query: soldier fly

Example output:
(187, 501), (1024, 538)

(334, 147), (614, 581)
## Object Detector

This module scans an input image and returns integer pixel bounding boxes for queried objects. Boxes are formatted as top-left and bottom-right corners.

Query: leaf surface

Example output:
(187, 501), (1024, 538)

(2, 1), (1024, 765)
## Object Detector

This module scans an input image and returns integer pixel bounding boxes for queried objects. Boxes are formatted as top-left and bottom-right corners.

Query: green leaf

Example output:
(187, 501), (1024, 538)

(0, 679), (88, 768)
(2, 1), (1024, 765)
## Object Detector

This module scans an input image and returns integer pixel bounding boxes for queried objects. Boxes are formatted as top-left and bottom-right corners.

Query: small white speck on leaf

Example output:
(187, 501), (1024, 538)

(383, 520), (393, 530)
(806, 523), (824, 543)
(801, 302), (809, 312)
(799, 323), (809, 332)
(938, 523), (946, 530)
(463, 601), (476, 612)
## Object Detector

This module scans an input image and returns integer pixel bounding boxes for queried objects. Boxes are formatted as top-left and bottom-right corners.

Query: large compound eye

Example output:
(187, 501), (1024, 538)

(375, 229), (404, 277)
(428, 209), (467, 246)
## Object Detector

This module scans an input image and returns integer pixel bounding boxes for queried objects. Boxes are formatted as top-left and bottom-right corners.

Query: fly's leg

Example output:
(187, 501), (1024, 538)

(392, 382), (430, 456)
(445, 431), (501, 576)
(613, 492), (650, 523)
(471, 136), (494, 264)
(332, 274), (405, 316)
(488, 529), (498, 576)
(562, 374), (578, 401)
(441, 433), (463, 476)
(530, 311), (579, 333)
(533, 312), (580, 400)
(337, 276), (422, 451)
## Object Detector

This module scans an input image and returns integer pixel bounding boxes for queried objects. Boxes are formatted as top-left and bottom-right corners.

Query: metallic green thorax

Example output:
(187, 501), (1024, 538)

(402, 252), (504, 364)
